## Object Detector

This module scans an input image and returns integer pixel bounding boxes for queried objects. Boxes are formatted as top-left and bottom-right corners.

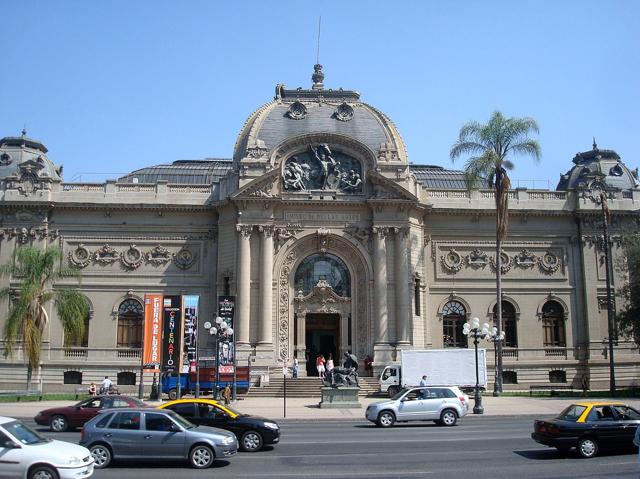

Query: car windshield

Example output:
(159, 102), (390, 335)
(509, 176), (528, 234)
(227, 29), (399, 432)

(391, 388), (411, 401)
(3, 420), (50, 445)
(165, 410), (195, 429)
(556, 404), (587, 421)
(220, 404), (242, 416)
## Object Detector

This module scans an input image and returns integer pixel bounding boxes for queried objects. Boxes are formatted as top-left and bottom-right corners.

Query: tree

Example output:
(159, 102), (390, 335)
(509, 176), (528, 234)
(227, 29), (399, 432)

(450, 111), (541, 394)
(616, 232), (640, 347)
(0, 246), (89, 389)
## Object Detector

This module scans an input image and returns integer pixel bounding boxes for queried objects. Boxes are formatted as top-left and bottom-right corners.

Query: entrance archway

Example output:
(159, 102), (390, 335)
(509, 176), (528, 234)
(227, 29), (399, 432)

(305, 313), (340, 376)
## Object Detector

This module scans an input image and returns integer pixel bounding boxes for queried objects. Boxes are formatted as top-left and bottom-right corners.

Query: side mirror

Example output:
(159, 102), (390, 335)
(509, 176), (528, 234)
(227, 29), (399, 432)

(169, 423), (181, 432)
(2, 440), (21, 449)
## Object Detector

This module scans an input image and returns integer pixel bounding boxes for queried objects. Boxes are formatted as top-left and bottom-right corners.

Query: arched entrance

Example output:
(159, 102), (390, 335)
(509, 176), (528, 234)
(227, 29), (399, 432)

(274, 231), (372, 371)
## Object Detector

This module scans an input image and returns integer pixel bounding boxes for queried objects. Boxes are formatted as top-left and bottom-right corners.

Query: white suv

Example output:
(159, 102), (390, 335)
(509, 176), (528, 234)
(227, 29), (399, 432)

(365, 386), (469, 427)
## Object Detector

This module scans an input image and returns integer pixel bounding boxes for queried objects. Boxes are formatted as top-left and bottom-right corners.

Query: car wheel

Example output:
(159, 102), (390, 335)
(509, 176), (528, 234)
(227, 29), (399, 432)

(190, 444), (215, 469)
(241, 431), (263, 452)
(577, 437), (598, 458)
(439, 409), (458, 427)
(168, 388), (178, 400)
(90, 444), (112, 469)
(29, 465), (59, 479)
(387, 386), (399, 398)
(50, 415), (68, 432)
(376, 410), (396, 428)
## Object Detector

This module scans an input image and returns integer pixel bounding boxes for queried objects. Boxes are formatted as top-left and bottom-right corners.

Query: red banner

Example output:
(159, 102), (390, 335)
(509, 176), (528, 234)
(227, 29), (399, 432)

(143, 294), (163, 372)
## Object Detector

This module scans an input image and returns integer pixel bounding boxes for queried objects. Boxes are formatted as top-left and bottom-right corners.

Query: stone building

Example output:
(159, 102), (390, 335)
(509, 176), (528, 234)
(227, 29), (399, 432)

(1, 66), (639, 391)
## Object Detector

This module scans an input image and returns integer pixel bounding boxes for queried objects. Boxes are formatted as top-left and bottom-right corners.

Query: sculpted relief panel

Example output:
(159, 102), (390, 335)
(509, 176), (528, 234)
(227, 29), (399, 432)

(282, 144), (363, 193)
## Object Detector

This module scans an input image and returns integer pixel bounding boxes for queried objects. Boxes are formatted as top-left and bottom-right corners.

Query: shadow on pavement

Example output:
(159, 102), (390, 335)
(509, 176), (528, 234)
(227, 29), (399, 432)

(107, 459), (231, 469)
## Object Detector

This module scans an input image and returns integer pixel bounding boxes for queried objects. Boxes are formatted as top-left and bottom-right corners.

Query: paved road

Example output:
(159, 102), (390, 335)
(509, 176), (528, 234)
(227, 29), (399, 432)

(22, 417), (640, 479)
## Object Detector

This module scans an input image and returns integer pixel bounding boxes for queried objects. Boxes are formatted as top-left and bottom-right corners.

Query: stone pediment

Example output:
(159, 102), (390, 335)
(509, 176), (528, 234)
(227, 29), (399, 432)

(367, 170), (417, 201)
(231, 168), (280, 199)
(294, 279), (351, 315)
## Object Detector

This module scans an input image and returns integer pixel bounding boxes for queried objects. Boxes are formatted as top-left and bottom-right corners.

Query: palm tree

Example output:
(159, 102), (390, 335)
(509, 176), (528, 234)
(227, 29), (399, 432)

(0, 246), (89, 389)
(450, 111), (541, 395)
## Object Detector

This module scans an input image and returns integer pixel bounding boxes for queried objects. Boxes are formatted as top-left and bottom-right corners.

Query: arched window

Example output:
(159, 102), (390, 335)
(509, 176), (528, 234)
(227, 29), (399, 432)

(542, 301), (566, 347)
(442, 301), (467, 348)
(493, 301), (517, 347)
(117, 299), (144, 349)
(294, 253), (351, 297)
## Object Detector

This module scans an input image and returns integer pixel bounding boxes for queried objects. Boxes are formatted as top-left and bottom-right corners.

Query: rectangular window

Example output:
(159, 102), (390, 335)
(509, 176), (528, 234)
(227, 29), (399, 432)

(414, 279), (421, 316)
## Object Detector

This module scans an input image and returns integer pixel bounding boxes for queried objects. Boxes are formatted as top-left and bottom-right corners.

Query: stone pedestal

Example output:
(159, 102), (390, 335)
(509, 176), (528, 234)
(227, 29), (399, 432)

(318, 387), (361, 409)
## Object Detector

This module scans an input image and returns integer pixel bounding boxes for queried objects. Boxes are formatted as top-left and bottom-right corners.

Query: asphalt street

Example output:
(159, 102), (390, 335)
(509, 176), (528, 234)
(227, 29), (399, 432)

(21, 416), (640, 479)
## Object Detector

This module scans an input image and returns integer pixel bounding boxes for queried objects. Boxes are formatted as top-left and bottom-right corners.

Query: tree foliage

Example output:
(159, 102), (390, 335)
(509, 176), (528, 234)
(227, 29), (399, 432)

(616, 232), (640, 347)
(0, 246), (89, 388)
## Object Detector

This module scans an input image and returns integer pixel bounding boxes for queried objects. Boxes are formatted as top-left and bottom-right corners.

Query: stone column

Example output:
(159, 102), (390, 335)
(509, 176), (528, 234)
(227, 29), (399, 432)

(373, 227), (389, 345)
(236, 225), (252, 345)
(394, 227), (411, 345)
(258, 225), (274, 345)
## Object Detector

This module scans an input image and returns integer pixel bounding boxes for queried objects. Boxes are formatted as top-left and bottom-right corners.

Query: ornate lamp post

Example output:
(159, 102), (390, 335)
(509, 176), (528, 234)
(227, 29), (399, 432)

(463, 317), (489, 415)
(208, 316), (233, 399)
(485, 325), (505, 392)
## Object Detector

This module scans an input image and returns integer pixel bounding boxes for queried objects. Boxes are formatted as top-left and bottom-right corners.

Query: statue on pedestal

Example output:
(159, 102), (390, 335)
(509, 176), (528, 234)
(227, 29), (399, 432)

(323, 352), (360, 388)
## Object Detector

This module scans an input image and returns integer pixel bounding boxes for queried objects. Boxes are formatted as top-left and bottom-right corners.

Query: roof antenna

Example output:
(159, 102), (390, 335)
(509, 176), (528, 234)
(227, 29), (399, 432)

(312, 16), (324, 90)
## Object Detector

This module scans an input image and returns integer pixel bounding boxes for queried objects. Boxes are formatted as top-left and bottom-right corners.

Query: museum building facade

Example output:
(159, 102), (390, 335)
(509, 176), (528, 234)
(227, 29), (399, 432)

(1, 66), (639, 390)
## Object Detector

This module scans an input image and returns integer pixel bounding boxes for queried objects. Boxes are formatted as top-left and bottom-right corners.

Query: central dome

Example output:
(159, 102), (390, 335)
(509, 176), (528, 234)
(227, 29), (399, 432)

(232, 65), (408, 167)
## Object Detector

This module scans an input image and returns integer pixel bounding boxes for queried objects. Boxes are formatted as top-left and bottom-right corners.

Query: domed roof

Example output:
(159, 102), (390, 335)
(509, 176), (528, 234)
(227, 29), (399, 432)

(0, 130), (62, 181)
(233, 65), (408, 166)
(557, 140), (638, 191)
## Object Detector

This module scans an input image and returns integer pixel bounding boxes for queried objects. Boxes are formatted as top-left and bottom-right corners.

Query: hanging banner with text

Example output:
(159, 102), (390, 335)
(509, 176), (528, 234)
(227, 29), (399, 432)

(143, 294), (163, 372)
(182, 295), (199, 374)
(217, 295), (235, 368)
(161, 295), (183, 373)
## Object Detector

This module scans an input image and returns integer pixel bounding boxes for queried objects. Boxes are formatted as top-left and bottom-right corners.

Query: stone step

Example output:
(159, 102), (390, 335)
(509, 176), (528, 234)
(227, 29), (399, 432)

(244, 376), (383, 398)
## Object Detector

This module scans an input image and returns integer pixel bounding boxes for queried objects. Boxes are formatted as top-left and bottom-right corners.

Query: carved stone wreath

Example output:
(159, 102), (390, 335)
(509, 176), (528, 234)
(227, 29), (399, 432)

(120, 244), (143, 270)
(466, 249), (489, 268)
(540, 251), (561, 273)
(174, 247), (196, 270)
(68, 244), (91, 268)
(490, 251), (512, 274)
(334, 102), (354, 122)
(94, 244), (119, 264)
(286, 101), (307, 120)
(440, 249), (463, 273)
(146, 245), (172, 265)
(514, 249), (537, 268)
(0, 153), (11, 166)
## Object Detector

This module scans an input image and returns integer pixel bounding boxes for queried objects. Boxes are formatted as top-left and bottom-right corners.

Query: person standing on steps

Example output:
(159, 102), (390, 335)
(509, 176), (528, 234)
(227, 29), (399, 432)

(325, 354), (334, 378)
(316, 354), (326, 378)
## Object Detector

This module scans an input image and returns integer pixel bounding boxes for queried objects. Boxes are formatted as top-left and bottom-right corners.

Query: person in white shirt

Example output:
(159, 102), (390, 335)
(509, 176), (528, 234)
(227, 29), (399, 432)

(419, 375), (428, 399)
(100, 376), (112, 394)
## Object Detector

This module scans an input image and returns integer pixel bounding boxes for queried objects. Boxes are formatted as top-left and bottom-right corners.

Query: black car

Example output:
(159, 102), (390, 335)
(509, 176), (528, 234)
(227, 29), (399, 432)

(159, 399), (280, 452)
(531, 402), (640, 458)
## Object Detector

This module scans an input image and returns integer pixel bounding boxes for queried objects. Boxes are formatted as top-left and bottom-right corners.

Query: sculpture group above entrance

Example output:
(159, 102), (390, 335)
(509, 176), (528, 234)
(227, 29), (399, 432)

(283, 144), (363, 193)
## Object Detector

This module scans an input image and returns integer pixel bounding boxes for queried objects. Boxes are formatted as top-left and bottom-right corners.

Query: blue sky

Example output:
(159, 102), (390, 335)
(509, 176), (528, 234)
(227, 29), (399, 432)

(2, 0), (638, 187)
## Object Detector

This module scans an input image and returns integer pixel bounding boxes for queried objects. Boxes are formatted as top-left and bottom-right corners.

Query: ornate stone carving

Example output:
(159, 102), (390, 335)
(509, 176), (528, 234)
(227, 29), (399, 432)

(282, 144), (363, 193)
(344, 225), (370, 248)
(174, 247), (196, 270)
(334, 102), (354, 122)
(94, 244), (119, 264)
(514, 249), (537, 268)
(286, 101), (307, 120)
(490, 250), (512, 274)
(146, 245), (172, 265)
(377, 141), (399, 162)
(466, 249), (489, 268)
(274, 224), (303, 251)
(539, 250), (561, 274)
(295, 279), (351, 315)
(120, 244), (144, 270)
(440, 249), (463, 273)
(0, 152), (11, 166)
(236, 224), (253, 238)
(317, 228), (330, 253)
(68, 244), (91, 268)
(248, 177), (277, 197)
(245, 139), (268, 159)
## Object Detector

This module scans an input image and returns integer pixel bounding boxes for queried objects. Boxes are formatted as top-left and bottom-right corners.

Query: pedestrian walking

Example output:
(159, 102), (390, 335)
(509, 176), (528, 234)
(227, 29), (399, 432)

(326, 354), (334, 375)
(223, 384), (231, 405)
(292, 358), (299, 378)
(100, 376), (112, 395)
(316, 355), (326, 377)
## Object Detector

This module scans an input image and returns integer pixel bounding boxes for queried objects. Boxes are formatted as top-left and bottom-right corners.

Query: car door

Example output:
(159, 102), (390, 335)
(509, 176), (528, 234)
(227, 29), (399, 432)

(396, 389), (428, 421)
(165, 403), (197, 423)
(419, 388), (447, 419)
(74, 397), (102, 427)
(197, 403), (237, 436)
(142, 412), (186, 459)
(612, 405), (640, 447)
(106, 411), (145, 458)
(0, 429), (22, 479)
(584, 405), (624, 448)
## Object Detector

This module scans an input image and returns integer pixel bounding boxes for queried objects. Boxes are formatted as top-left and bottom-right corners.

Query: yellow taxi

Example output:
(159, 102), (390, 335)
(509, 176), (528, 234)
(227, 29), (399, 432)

(158, 398), (280, 452)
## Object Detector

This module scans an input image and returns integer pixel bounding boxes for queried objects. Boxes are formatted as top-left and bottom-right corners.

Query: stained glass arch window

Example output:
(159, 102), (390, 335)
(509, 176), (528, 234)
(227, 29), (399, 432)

(294, 253), (351, 297)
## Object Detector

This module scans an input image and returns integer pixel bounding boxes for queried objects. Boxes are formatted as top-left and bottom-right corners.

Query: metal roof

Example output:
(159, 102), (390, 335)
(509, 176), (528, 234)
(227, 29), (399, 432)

(410, 165), (486, 189)
(118, 159), (232, 184)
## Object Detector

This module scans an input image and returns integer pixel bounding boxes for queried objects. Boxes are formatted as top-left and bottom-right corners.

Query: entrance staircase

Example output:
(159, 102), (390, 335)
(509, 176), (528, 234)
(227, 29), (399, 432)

(244, 375), (382, 398)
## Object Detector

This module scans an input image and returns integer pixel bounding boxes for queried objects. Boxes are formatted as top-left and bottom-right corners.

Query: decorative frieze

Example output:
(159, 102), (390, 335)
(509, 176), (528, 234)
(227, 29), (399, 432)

(66, 243), (198, 270)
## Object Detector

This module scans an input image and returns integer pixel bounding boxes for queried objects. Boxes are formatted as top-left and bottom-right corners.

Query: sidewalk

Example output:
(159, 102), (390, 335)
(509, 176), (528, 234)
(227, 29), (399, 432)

(2, 395), (639, 421)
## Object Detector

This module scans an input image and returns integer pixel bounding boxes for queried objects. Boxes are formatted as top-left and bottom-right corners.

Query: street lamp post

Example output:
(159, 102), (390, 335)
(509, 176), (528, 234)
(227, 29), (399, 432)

(208, 316), (233, 400)
(485, 325), (505, 392)
(463, 317), (489, 415)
